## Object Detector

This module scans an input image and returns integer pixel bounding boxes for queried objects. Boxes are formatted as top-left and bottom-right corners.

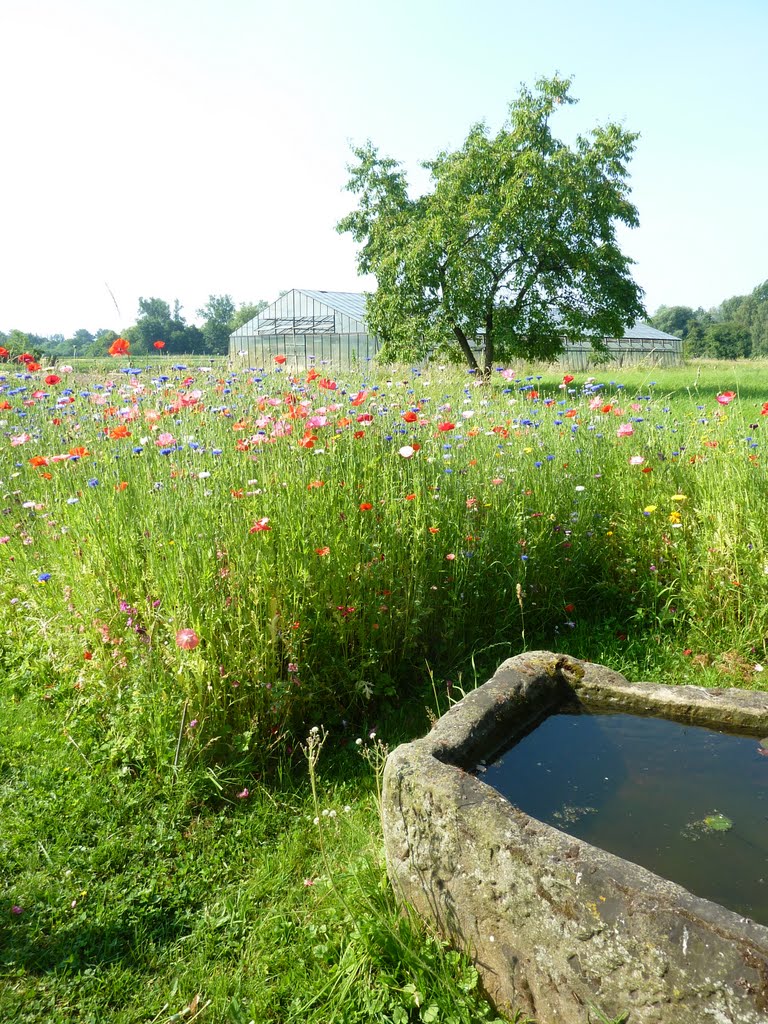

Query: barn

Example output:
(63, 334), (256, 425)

(229, 289), (378, 368)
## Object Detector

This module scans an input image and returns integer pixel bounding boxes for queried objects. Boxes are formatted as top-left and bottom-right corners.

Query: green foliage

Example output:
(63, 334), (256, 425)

(1, 691), (515, 1023)
(228, 299), (269, 334)
(652, 279), (768, 360)
(338, 75), (645, 373)
(197, 294), (237, 354)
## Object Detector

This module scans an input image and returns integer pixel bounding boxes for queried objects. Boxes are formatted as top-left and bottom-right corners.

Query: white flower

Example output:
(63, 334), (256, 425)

(398, 445), (415, 458)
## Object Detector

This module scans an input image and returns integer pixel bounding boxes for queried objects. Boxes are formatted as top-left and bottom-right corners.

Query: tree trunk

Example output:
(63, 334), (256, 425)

(483, 310), (495, 380)
(452, 325), (480, 372)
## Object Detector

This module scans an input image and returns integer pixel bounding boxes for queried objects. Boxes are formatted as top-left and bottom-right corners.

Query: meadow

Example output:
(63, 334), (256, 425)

(2, 354), (768, 1023)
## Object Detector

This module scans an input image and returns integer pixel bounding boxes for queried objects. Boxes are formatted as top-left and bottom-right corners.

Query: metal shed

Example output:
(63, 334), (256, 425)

(229, 289), (378, 368)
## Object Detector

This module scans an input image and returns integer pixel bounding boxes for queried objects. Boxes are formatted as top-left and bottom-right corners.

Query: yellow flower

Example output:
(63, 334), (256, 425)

(669, 511), (681, 523)
(643, 505), (657, 514)
(671, 494), (687, 502)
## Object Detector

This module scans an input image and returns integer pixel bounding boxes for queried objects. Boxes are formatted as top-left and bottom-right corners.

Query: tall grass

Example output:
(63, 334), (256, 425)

(2, 358), (768, 771)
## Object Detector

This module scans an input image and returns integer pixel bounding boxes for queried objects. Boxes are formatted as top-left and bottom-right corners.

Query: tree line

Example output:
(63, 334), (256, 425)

(649, 281), (768, 359)
(0, 295), (268, 361)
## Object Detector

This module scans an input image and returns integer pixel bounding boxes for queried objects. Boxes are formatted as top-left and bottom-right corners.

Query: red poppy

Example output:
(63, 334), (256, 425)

(109, 425), (131, 439)
(318, 378), (337, 390)
(274, 354), (286, 364)
(0, 401), (11, 410)
(716, 391), (736, 406)
(0, 347), (8, 358)
(437, 422), (455, 432)
(115, 481), (129, 491)
(315, 546), (330, 556)
(108, 338), (130, 357)
(359, 502), (373, 511)
(350, 390), (368, 407)
(306, 367), (319, 382)
(153, 340), (165, 350)
(356, 413), (373, 423)
(44, 374), (61, 386)
(29, 455), (48, 467)
(17, 352), (34, 363)
(68, 447), (89, 458)
(762, 402), (768, 416)
(249, 517), (271, 533)
(564, 409), (578, 418)
(353, 430), (365, 439)
(26, 362), (41, 372)
(562, 374), (575, 384)
(402, 410), (418, 423)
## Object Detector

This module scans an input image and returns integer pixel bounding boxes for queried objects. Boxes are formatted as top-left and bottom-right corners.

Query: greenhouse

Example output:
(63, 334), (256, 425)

(229, 289), (682, 369)
(229, 289), (378, 368)
(560, 322), (682, 369)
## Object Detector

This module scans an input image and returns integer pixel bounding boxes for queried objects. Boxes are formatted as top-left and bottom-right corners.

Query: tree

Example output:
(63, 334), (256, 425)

(229, 301), (269, 334)
(700, 321), (751, 359)
(126, 297), (204, 354)
(650, 305), (697, 339)
(197, 294), (236, 354)
(338, 76), (645, 374)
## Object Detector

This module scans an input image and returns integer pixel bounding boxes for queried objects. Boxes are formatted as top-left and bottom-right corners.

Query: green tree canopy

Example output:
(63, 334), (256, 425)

(229, 301), (269, 334)
(197, 294), (237, 354)
(338, 75), (645, 374)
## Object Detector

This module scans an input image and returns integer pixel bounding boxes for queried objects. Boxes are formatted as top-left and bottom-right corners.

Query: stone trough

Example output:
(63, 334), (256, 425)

(381, 651), (768, 1023)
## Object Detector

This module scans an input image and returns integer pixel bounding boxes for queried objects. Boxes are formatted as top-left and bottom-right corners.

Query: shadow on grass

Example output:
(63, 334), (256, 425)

(1, 901), (190, 977)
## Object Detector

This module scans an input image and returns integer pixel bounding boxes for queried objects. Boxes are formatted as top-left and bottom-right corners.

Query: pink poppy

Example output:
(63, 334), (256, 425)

(175, 628), (200, 650)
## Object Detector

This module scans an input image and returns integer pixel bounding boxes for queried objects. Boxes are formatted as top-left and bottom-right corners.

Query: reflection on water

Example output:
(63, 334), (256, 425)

(482, 710), (768, 924)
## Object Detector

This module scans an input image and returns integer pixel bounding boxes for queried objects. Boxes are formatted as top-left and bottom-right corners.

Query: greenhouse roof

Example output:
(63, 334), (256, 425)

(619, 322), (680, 342)
(297, 290), (368, 323)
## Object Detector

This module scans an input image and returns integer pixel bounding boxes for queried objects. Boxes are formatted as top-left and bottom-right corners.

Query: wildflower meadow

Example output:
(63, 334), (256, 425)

(3, 353), (768, 1023)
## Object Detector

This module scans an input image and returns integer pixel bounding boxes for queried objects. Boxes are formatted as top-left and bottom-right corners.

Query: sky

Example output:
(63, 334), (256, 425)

(1, 0), (766, 338)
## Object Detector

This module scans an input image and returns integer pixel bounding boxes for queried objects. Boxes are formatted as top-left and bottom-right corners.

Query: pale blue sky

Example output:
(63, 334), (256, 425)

(1, 0), (766, 336)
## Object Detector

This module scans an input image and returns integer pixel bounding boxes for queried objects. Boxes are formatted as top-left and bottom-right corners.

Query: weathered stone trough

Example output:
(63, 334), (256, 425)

(382, 651), (768, 1023)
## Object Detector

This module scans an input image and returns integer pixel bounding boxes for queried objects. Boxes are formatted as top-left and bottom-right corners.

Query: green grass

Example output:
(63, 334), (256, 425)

(1, 694), (510, 1024)
(3, 356), (768, 1021)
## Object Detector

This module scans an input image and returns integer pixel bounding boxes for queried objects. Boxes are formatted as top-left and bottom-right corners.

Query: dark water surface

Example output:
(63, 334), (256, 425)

(482, 710), (768, 924)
